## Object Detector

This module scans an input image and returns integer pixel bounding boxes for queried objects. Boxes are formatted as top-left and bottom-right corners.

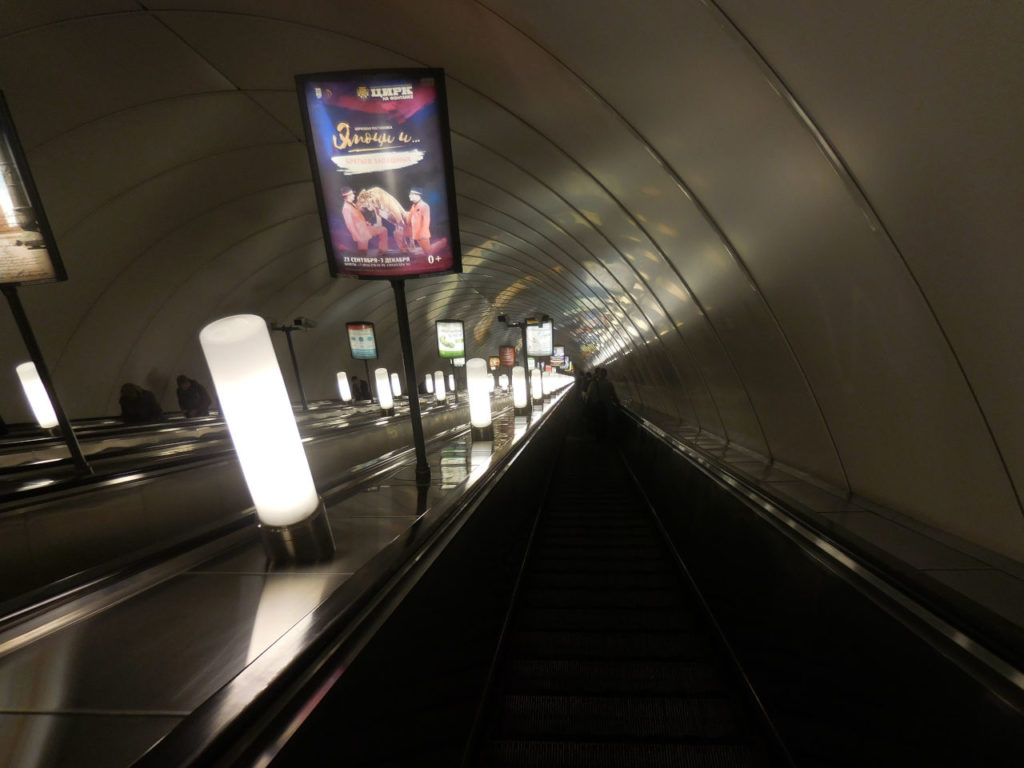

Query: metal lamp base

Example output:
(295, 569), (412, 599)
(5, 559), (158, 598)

(471, 424), (494, 441)
(260, 498), (335, 564)
(380, 407), (395, 417)
(514, 405), (530, 416)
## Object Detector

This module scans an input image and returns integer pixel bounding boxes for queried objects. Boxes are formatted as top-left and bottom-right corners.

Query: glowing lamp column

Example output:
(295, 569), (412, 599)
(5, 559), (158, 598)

(466, 358), (493, 441)
(530, 369), (543, 406)
(425, 374), (434, 394)
(390, 372), (402, 398)
(336, 372), (352, 403)
(200, 314), (334, 564)
(434, 371), (446, 403)
(375, 368), (395, 416)
(16, 362), (58, 429)
(498, 374), (509, 391)
(512, 367), (529, 416)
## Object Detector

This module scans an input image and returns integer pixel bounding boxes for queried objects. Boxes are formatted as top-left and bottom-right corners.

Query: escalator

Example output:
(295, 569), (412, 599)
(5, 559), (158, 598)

(466, 429), (786, 766)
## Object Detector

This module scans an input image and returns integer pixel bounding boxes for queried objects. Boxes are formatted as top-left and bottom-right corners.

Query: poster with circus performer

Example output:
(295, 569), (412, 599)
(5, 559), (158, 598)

(296, 69), (462, 280)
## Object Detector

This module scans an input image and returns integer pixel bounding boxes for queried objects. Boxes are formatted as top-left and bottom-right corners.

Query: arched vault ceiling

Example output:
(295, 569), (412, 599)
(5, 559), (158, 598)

(2, 1), (1024, 560)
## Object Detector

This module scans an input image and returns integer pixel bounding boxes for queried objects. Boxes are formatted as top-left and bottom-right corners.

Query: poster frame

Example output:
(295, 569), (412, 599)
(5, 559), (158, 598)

(346, 320), (379, 360)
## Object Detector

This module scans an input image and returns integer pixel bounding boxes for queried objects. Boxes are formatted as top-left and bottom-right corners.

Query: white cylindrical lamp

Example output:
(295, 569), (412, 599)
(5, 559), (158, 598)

(512, 367), (529, 415)
(530, 369), (543, 405)
(336, 371), (352, 403)
(425, 374), (434, 394)
(434, 371), (446, 403)
(498, 374), (509, 391)
(16, 362), (59, 429)
(375, 368), (395, 415)
(200, 314), (333, 564)
(466, 357), (493, 441)
(390, 372), (402, 398)
(448, 373), (455, 393)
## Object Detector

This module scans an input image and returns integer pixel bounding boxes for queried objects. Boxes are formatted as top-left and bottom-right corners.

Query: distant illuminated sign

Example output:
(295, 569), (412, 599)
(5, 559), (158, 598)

(436, 319), (465, 359)
(0, 92), (66, 286)
(296, 68), (461, 280)
(346, 321), (378, 359)
(550, 345), (565, 366)
(499, 345), (516, 367)
(526, 320), (553, 357)
(488, 356), (500, 371)
(452, 356), (465, 368)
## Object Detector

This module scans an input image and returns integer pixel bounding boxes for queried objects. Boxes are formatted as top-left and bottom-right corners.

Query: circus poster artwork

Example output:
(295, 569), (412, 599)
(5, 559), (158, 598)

(296, 69), (462, 280)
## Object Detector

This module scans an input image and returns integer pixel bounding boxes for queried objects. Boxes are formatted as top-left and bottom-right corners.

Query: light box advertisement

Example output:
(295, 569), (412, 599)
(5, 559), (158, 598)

(488, 356), (500, 371)
(296, 68), (462, 280)
(550, 345), (565, 366)
(0, 92), (66, 286)
(526, 320), (553, 357)
(499, 345), (516, 367)
(346, 321), (378, 360)
(436, 319), (465, 359)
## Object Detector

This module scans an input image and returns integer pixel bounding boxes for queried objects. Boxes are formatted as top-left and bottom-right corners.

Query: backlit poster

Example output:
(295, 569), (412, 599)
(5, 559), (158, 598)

(436, 319), (465, 359)
(0, 92), (66, 286)
(488, 356), (500, 371)
(526, 320), (553, 357)
(346, 321), (378, 359)
(499, 346), (515, 367)
(296, 69), (461, 280)
(550, 345), (565, 367)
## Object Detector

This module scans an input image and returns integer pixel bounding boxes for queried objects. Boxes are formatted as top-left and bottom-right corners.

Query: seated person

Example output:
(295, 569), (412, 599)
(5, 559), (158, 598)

(119, 383), (164, 424)
(176, 374), (212, 417)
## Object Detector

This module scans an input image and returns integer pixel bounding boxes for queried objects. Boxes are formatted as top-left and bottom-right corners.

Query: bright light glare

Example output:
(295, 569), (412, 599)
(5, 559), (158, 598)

(375, 368), (394, 409)
(512, 367), (527, 408)
(434, 370), (446, 402)
(200, 314), (318, 527)
(467, 358), (492, 429)
(336, 371), (352, 402)
(16, 362), (58, 428)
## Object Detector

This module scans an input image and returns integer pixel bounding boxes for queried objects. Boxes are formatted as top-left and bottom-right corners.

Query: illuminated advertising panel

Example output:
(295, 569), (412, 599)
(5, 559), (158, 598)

(488, 356), (500, 371)
(452, 356), (465, 368)
(296, 69), (461, 280)
(436, 319), (465, 359)
(550, 345), (565, 367)
(499, 345), (516, 367)
(0, 92), (66, 286)
(346, 321), (378, 360)
(526, 320), (553, 357)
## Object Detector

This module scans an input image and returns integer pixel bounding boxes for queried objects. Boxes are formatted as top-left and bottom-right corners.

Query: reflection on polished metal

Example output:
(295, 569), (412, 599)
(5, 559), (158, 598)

(260, 497), (335, 564)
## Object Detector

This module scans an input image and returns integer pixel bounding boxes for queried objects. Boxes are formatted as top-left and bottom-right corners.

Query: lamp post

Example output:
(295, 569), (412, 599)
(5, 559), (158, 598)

(336, 371), (352, 403)
(512, 367), (529, 416)
(375, 367), (395, 416)
(200, 314), (334, 564)
(467, 357), (493, 441)
(268, 316), (316, 411)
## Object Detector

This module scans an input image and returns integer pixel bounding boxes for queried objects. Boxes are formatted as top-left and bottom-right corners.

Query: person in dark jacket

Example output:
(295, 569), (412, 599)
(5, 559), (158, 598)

(119, 383), (164, 424)
(176, 374), (212, 417)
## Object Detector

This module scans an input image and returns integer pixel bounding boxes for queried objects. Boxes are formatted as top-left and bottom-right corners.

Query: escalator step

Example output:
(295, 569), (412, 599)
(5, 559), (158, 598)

(506, 629), (711, 660)
(515, 606), (698, 633)
(501, 658), (727, 696)
(481, 739), (769, 768)
(520, 586), (685, 610)
(493, 693), (748, 740)
(524, 569), (679, 590)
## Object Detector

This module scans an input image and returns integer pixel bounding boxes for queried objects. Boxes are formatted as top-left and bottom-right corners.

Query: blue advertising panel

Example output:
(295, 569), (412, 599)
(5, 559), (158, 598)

(296, 69), (462, 280)
(346, 321), (378, 360)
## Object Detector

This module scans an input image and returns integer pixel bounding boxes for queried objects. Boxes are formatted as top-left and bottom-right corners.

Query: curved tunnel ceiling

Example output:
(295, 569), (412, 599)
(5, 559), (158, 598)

(1, 2), (1023, 560)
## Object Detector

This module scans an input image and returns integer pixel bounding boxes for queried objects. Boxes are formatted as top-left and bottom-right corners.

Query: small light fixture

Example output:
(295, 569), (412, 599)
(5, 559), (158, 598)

(434, 370), (446, 403)
(390, 372), (402, 398)
(16, 362), (58, 429)
(512, 367), (529, 416)
(467, 358), (493, 441)
(425, 374), (434, 394)
(375, 368), (395, 415)
(336, 371), (352, 403)
(200, 314), (334, 564)
(498, 374), (509, 390)
(448, 373), (455, 392)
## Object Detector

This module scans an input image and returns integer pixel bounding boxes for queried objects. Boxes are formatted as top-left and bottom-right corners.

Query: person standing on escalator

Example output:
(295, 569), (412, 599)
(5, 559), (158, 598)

(176, 374), (212, 418)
